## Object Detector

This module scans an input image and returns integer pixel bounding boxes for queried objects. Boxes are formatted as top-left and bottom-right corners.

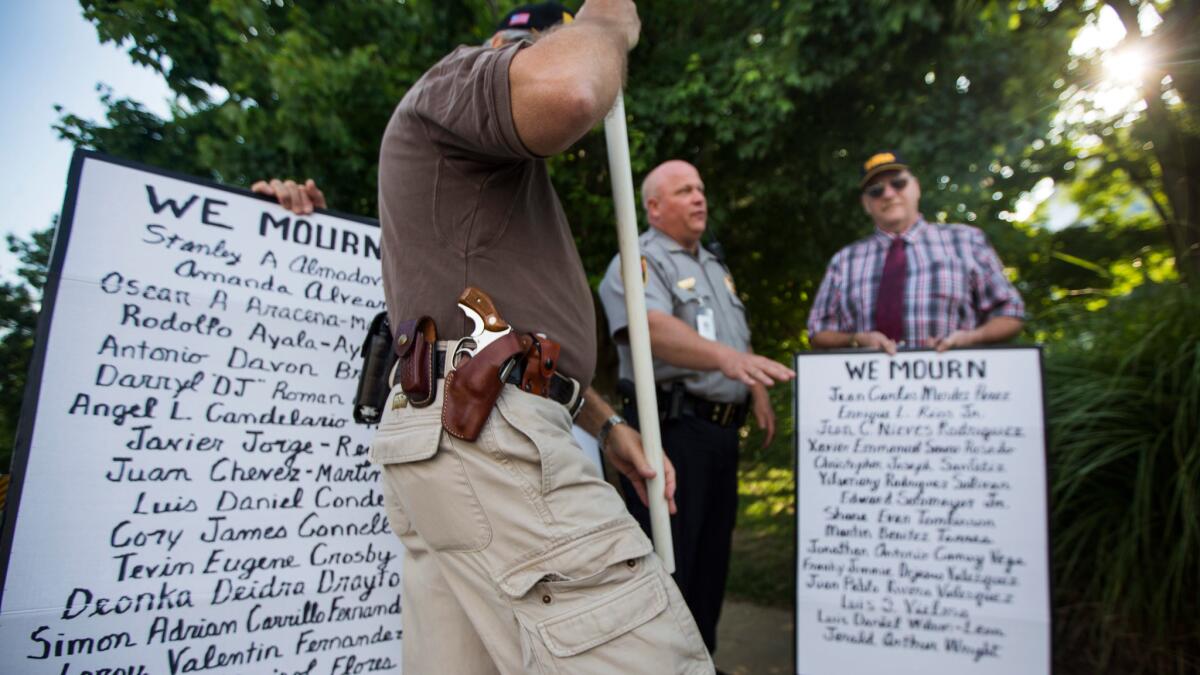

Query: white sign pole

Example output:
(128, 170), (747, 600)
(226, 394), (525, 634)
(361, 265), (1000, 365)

(604, 92), (674, 573)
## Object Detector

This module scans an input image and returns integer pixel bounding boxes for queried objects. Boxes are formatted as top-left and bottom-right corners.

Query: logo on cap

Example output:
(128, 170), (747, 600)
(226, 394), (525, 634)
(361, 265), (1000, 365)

(864, 152), (897, 173)
(508, 12), (531, 26)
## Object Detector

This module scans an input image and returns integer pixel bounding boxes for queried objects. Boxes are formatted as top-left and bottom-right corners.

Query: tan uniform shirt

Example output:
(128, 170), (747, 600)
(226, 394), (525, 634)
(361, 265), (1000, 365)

(378, 42), (597, 389)
(599, 227), (752, 404)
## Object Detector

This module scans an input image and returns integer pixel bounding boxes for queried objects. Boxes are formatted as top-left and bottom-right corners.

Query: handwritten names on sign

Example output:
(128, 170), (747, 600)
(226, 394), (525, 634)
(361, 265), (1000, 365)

(794, 348), (1050, 675)
(0, 153), (405, 675)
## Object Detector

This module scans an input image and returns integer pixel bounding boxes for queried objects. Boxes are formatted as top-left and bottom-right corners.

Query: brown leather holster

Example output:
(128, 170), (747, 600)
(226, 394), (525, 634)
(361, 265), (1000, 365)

(521, 333), (561, 397)
(441, 332), (531, 441)
(394, 316), (438, 407)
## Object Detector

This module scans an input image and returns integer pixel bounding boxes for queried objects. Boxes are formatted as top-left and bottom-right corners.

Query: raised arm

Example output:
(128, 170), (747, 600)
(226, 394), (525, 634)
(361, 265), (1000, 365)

(509, 0), (640, 156)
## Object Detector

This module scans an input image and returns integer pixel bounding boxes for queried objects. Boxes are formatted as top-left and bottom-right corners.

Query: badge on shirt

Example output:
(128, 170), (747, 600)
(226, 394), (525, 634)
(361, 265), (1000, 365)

(724, 274), (737, 295)
(677, 277), (696, 291)
(696, 306), (717, 341)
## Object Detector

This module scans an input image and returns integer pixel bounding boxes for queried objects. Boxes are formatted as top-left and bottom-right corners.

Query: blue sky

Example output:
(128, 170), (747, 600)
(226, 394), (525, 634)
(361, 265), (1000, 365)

(0, 2), (173, 281)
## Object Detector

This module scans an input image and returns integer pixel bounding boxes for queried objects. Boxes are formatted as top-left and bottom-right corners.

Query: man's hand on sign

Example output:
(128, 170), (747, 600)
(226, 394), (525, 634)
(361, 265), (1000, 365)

(854, 330), (898, 355)
(605, 423), (677, 515)
(251, 178), (327, 215)
(750, 384), (776, 448)
(718, 348), (795, 388)
(930, 329), (977, 352)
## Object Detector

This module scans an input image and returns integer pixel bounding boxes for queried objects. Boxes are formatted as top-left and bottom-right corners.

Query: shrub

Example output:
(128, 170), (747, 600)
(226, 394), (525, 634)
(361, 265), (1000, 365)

(1044, 285), (1200, 674)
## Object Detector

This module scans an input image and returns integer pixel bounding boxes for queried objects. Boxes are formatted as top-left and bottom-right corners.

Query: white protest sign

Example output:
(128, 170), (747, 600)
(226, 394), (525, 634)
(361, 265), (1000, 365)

(0, 151), (404, 675)
(794, 348), (1050, 675)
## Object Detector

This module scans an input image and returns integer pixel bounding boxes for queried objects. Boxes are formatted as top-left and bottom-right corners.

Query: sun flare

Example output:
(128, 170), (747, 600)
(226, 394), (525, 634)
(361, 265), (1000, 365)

(1103, 47), (1150, 85)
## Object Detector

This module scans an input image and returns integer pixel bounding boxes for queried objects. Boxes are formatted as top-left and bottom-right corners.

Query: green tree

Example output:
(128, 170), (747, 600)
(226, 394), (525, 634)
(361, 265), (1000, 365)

(0, 225), (54, 471)
(61, 1), (1083, 362)
(1029, 0), (1200, 287)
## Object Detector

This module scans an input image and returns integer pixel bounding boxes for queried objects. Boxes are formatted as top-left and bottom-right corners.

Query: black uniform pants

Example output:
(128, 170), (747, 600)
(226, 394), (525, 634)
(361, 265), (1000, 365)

(619, 406), (740, 654)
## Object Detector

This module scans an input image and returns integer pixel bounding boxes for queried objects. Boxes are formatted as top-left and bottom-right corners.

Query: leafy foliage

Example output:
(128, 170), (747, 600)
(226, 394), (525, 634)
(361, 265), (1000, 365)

(57, 0), (1089, 365)
(0, 226), (54, 471)
(1028, 0), (1200, 285)
(1044, 285), (1200, 674)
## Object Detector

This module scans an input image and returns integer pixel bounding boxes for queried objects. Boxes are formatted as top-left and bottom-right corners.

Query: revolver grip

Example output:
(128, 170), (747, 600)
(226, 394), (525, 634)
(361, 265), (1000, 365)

(459, 286), (510, 332)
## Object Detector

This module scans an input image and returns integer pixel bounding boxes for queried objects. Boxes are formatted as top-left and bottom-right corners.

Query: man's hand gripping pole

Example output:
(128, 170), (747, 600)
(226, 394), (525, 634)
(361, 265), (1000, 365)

(604, 91), (675, 573)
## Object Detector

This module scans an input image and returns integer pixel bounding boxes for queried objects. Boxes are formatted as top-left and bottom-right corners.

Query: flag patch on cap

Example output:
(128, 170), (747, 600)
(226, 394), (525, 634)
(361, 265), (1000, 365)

(508, 12), (531, 26)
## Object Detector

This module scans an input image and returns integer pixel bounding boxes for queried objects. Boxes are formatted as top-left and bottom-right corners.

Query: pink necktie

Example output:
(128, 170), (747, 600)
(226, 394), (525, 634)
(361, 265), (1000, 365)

(874, 237), (907, 341)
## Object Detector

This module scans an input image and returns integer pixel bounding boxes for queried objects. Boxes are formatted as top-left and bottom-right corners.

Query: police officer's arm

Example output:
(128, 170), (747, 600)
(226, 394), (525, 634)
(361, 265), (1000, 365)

(746, 348), (777, 447)
(577, 387), (677, 514)
(509, 0), (639, 156)
(646, 310), (794, 387)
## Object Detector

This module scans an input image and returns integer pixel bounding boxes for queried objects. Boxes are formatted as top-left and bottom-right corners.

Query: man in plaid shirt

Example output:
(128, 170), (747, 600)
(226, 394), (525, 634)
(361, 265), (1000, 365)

(807, 151), (1025, 354)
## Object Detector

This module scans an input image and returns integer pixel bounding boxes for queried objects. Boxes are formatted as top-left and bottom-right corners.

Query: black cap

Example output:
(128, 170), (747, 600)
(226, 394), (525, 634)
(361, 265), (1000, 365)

(497, 3), (575, 33)
(860, 150), (910, 187)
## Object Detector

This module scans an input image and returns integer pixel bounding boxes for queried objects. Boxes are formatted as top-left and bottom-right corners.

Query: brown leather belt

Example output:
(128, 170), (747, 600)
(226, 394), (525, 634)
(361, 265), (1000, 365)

(433, 348), (584, 417)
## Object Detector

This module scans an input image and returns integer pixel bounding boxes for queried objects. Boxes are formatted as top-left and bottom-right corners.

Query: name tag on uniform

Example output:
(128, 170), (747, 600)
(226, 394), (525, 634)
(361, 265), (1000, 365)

(696, 306), (717, 341)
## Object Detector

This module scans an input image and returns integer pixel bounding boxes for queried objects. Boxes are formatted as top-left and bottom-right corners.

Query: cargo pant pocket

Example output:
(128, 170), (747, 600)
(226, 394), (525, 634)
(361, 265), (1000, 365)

(502, 529), (712, 674)
(539, 564), (667, 655)
(371, 404), (492, 553)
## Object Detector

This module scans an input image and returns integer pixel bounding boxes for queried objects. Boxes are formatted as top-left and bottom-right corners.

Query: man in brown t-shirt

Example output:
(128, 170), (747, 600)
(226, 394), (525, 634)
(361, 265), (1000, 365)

(372, 3), (713, 673)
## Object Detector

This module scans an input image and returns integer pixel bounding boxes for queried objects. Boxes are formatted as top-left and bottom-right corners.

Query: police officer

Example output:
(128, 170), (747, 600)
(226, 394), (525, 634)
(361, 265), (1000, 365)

(599, 159), (794, 656)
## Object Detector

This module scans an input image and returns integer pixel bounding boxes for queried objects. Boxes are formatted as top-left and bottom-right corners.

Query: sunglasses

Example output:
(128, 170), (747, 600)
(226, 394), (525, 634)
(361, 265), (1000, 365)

(864, 177), (909, 199)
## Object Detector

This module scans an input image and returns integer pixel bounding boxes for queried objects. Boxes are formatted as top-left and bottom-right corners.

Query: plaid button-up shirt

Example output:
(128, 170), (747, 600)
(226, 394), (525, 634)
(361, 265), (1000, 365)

(806, 218), (1024, 345)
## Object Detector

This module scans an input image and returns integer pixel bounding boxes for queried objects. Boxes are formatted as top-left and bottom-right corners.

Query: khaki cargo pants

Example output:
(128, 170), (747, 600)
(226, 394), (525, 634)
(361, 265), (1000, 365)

(371, 378), (714, 674)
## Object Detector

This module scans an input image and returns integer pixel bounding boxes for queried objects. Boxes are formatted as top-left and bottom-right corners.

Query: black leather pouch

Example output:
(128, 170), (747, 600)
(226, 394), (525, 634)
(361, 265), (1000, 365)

(353, 312), (398, 424)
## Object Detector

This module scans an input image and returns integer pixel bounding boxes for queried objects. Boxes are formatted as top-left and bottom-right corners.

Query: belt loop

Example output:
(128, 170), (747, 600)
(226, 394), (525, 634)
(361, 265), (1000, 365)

(568, 382), (585, 419)
(387, 357), (401, 390)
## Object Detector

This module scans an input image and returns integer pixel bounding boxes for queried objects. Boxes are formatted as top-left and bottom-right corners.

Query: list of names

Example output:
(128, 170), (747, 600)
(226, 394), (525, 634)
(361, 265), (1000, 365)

(795, 349), (1050, 675)
(0, 154), (406, 675)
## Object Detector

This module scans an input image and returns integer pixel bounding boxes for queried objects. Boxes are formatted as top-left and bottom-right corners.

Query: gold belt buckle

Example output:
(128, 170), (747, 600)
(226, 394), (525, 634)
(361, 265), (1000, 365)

(720, 404), (734, 427)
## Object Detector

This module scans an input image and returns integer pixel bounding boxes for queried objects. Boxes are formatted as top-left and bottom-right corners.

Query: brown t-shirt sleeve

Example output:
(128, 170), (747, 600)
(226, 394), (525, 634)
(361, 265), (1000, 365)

(408, 42), (536, 162)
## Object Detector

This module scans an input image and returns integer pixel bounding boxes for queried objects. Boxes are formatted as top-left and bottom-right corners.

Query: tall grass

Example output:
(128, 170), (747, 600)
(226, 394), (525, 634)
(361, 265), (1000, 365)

(1044, 285), (1200, 674)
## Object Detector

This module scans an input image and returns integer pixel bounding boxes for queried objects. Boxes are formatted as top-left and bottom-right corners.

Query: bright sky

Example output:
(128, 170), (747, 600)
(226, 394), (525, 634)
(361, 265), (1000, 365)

(0, 2), (173, 282)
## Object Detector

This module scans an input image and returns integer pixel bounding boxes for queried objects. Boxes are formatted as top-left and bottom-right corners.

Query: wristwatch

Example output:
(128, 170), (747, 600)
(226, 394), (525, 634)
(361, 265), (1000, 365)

(598, 414), (626, 451)
(849, 333), (860, 349)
